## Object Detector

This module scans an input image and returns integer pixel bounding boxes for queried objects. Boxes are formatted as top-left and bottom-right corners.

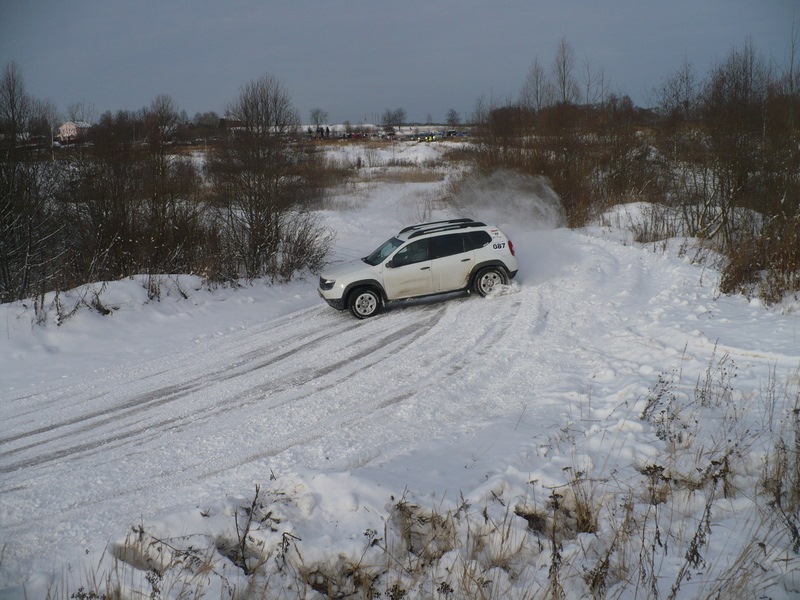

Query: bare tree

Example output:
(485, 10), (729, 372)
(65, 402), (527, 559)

(381, 109), (394, 132)
(193, 111), (220, 128)
(0, 62), (30, 145)
(66, 100), (96, 124)
(703, 37), (769, 122)
(471, 94), (489, 127)
(657, 58), (698, 121)
(596, 65), (609, 106)
(208, 74), (329, 280)
(778, 11), (800, 168)
(310, 108), (328, 128)
(552, 37), (580, 106)
(581, 56), (607, 106)
(698, 39), (771, 244)
(783, 10), (800, 97)
(0, 61), (32, 301)
(31, 98), (61, 149)
(446, 108), (460, 128)
(138, 94), (203, 274)
(383, 107), (407, 132)
(520, 57), (552, 112)
(469, 93), (510, 157)
(0, 62), (64, 304)
(191, 111), (220, 143)
(147, 94), (179, 136)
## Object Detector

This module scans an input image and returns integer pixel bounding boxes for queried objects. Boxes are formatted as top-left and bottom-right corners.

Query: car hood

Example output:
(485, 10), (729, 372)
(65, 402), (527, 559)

(320, 258), (377, 279)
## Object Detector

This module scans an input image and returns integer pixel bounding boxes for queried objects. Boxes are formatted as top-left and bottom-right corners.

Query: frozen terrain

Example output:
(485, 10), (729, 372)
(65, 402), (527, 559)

(1, 142), (799, 599)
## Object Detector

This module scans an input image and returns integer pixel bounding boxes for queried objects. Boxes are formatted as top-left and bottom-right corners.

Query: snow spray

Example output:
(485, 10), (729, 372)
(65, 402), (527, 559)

(450, 170), (566, 231)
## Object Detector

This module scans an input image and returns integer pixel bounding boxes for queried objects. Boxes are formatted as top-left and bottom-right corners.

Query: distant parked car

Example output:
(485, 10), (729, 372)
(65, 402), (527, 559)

(318, 218), (518, 318)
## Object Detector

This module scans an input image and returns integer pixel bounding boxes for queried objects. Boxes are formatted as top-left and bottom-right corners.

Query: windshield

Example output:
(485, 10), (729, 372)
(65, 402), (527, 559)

(364, 237), (404, 266)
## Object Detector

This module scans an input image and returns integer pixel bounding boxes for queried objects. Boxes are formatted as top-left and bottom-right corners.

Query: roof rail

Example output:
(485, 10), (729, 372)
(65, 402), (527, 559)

(407, 221), (487, 239)
(399, 218), (474, 234)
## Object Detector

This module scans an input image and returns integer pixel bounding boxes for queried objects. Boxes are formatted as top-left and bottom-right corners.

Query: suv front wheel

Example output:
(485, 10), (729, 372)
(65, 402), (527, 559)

(348, 287), (381, 319)
(473, 266), (508, 297)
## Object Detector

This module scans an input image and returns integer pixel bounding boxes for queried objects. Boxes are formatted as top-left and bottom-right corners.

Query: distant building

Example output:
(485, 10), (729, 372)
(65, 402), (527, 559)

(218, 118), (246, 138)
(57, 121), (91, 143)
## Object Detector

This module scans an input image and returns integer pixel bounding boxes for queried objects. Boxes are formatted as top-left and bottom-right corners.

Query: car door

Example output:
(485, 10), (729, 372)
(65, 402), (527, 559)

(382, 239), (434, 299)
(429, 233), (474, 292)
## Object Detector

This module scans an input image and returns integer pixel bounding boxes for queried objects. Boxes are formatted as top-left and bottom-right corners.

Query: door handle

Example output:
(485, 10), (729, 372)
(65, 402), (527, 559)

(461, 258), (471, 262)
(420, 266), (430, 270)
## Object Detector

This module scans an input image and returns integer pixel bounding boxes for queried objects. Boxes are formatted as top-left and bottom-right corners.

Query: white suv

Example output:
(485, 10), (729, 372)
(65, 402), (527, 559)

(318, 218), (519, 318)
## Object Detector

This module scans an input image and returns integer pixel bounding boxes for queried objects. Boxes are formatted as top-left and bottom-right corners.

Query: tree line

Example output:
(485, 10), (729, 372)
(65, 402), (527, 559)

(0, 66), (336, 309)
(470, 37), (799, 303)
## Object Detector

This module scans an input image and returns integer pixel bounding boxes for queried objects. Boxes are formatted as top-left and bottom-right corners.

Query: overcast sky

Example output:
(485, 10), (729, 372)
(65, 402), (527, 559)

(0, 1), (794, 125)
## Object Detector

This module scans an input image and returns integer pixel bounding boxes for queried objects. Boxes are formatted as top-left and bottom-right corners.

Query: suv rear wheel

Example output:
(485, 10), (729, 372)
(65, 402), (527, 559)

(473, 266), (508, 297)
(348, 287), (381, 319)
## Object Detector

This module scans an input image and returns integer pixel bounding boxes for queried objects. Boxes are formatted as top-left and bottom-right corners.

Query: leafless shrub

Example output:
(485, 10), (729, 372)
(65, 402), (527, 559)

(721, 209), (800, 304)
(268, 211), (335, 282)
(694, 346), (736, 408)
(441, 144), (477, 166)
(385, 158), (417, 168)
(761, 375), (800, 554)
(667, 483), (717, 599)
(629, 203), (684, 244)
(369, 167), (445, 184)
(362, 144), (382, 168)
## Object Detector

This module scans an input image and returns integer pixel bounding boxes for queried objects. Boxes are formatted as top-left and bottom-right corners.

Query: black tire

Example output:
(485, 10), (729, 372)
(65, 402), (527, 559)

(473, 266), (508, 297)
(348, 287), (381, 319)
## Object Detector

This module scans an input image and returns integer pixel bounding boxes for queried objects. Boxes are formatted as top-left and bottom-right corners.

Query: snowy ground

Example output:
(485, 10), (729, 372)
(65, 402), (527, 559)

(1, 142), (799, 599)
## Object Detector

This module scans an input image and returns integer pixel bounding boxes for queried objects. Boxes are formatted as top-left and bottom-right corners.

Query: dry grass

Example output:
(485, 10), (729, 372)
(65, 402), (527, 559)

(364, 166), (446, 184)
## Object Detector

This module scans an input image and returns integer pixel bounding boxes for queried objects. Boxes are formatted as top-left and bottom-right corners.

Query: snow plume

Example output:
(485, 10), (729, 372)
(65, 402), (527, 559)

(451, 170), (566, 231)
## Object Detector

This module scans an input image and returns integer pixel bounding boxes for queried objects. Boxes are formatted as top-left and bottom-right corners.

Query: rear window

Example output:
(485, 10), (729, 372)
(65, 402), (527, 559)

(464, 230), (491, 250)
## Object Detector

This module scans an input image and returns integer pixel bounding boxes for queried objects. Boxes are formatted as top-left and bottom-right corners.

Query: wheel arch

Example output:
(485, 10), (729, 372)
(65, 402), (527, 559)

(342, 279), (387, 304)
(468, 260), (510, 288)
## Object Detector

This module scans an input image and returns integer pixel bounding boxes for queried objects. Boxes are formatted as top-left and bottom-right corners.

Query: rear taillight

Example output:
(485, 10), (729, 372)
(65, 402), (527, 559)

(508, 239), (515, 256)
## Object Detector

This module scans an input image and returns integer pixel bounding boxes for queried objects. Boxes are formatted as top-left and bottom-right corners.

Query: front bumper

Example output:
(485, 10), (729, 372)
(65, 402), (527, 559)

(318, 289), (346, 310)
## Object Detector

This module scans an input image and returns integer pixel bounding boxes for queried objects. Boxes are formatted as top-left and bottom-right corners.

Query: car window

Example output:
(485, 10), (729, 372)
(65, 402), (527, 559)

(391, 239), (429, 267)
(430, 233), (466, 259)
(464, 231), (491, 250)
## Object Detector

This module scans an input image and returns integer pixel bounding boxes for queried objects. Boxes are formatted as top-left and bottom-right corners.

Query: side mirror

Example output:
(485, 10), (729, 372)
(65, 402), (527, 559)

(385, 260), (395, 268)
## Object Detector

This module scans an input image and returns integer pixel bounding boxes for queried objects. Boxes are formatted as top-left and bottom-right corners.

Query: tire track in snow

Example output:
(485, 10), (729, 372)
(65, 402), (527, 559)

(0, 307), (353, 444)
(0, 305), (448, 474)
(195, 296), (521, 478)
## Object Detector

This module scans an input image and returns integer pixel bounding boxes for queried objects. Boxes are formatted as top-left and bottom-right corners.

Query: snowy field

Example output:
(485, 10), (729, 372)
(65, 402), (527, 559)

(1, 141), (799, 599)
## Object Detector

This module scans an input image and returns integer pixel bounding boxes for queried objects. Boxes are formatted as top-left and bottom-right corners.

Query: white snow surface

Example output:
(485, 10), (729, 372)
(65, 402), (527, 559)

(1, 141), (799, 598)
